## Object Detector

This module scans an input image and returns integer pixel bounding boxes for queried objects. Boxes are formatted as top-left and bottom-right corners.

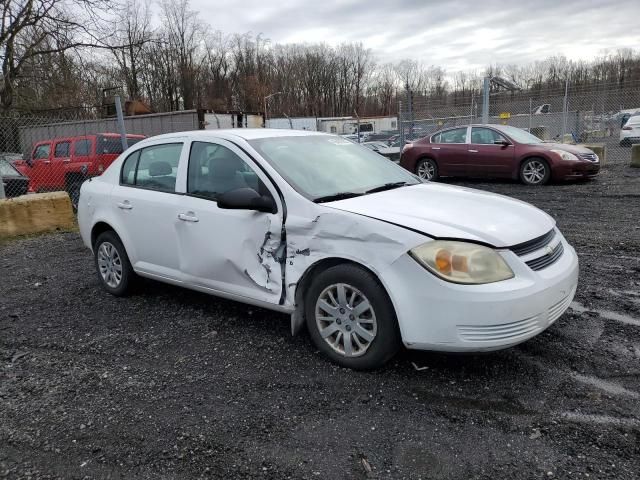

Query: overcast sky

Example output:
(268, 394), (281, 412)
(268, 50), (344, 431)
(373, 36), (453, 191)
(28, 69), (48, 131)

(190, 0), (639, 72)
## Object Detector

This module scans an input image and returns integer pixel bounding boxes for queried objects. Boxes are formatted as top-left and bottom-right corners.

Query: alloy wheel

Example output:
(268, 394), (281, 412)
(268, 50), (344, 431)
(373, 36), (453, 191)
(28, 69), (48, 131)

(522, 160), (547, 184)
(315, 283), (378, 357)
(97, 242), (123, 288)
(417, 160), (435, 180)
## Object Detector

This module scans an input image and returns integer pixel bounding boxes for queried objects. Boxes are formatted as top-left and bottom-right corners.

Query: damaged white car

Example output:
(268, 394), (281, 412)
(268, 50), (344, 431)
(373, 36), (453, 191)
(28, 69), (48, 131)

(78, 129), (579, 369)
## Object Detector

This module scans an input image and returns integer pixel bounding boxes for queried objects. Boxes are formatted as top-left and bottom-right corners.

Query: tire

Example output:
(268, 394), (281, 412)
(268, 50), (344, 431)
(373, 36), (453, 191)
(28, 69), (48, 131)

(304, 264), (401, 370)
(93, 230), (135, 296)
(519, 157), (550, 186)
(415, 158), (438, 181)
(620, 139), (630, 147)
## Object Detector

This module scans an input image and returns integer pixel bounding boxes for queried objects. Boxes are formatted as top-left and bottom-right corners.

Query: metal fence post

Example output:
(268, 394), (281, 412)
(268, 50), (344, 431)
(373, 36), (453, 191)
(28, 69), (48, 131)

(0, 171), (5, 199)
(482, 77), (490, 124)
(562, 79), (569, 139)
(398, 101), (404, 148)
(529, 98), (533, 132)
(114, 95), (128, 151)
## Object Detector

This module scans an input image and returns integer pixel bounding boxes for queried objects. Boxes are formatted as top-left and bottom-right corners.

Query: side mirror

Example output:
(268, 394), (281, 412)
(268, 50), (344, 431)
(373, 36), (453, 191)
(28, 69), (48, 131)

(217, 187), (276, 214)
(494, 140), (511, 147)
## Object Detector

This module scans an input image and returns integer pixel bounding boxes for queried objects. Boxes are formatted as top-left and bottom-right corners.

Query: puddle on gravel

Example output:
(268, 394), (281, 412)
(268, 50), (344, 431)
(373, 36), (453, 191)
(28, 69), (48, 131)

(570, 302), (640, 327)
(557, 412), (640, 428)
(570, 372), (640, 399)
(410, 388), (532, 415)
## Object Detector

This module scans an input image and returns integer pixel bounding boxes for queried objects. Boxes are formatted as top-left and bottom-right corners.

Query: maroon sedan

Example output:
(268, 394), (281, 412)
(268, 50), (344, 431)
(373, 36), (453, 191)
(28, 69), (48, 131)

(400, 124), (600, 185)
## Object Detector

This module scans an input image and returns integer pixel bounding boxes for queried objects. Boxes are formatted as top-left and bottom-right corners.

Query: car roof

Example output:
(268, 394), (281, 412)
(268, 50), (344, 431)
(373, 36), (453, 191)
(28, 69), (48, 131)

(134, 128), (329, 146)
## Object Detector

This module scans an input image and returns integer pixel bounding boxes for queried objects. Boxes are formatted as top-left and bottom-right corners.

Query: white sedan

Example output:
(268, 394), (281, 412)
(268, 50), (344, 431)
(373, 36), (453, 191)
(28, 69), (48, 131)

(78, 129), (578, 369)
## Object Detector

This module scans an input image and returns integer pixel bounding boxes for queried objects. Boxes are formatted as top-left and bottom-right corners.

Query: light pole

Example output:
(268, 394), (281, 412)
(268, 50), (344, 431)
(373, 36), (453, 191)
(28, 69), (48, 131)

(263, 92), (282, 127)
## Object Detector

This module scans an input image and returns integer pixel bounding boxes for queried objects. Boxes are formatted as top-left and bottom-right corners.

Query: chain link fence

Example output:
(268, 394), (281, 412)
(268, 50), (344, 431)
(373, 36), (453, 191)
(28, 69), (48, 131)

(398, 80), (640, 166)
(0, 109), (202, 204)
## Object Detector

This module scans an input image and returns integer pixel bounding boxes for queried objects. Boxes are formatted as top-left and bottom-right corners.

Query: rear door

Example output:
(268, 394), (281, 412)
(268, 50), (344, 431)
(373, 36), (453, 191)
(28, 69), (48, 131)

(52, 140), (71, 188)
(467, 127), (515, 177)
(110, 142), (185, 280)
(431, 127), (469, 176)
(71, 137), (92, 174)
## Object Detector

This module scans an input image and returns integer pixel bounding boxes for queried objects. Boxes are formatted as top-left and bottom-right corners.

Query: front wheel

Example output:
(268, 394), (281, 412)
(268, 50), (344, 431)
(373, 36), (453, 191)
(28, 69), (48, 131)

(520, 158), (550, 185)
(304, 264), (400, 370)
(415, 158), (438, 181)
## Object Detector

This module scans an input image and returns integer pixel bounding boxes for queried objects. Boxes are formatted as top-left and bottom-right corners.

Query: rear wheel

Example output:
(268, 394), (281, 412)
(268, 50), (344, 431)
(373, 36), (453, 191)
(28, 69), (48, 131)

(520, 158), (550, 185)
(94, 231), (135, 296)
(304, 264), (400, 370)
(415, 158), (438, 181)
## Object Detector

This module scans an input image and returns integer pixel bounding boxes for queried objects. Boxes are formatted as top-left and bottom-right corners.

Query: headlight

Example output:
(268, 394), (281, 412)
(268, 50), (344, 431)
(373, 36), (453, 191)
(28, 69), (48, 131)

(409, 240), (514, 284)
(550, 149), (579, 161)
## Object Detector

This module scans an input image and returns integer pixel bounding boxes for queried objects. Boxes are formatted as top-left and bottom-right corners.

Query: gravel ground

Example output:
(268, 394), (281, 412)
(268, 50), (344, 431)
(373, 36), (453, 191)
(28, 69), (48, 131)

(1, 157), (639, 479)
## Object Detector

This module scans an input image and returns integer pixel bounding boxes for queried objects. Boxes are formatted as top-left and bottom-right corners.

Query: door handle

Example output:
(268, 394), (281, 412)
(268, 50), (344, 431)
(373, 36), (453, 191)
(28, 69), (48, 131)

(117, 201), (133, 210)
(468, 149), (479, 153)
(62, 159), (71, 163)
(432, 147), (441, 150)
(178, 212), (199, 222)
(43, 160), (51, 164)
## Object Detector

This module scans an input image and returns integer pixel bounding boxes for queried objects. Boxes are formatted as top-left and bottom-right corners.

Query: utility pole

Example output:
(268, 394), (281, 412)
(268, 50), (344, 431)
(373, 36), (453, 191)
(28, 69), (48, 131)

(264, 92), (282, 127)
(114, 95), (128, 151)
(482, 77), (490, 124)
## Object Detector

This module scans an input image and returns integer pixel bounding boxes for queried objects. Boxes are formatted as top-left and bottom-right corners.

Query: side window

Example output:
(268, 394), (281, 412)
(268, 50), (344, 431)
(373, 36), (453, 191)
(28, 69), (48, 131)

(330, 126), (337, 133)
(438, 128), (467, 144)
(134, 144), (182, 192)
(187, 141), (266, 200)
(33, 144), (51, 160)
(471, 128), (505, 145)
(54, 141), (70, 157)
(74, 139), (91, 156)
(121, 150), (140, 185)
(431, 133), (440, 143)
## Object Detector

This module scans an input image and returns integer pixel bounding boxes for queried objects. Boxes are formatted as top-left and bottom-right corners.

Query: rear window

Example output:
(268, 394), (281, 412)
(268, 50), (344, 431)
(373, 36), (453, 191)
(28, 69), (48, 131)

(98, 136), (144, 154)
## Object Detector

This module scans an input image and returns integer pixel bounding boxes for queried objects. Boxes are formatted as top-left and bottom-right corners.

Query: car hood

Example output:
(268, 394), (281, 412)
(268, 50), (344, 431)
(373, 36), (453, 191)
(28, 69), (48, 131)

(536, 143), (595, 155)
(324, 183), (555, 247)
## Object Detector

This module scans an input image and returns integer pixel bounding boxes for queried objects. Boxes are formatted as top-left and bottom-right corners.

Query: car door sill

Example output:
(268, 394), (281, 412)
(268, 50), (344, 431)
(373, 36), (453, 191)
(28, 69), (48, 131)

(135, 270), (293, 314)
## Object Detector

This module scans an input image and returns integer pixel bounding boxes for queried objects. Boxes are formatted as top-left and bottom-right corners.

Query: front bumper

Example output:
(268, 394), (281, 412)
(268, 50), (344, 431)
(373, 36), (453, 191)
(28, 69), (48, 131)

(552, 161), (600, 181)
(383, 235), (579, 352)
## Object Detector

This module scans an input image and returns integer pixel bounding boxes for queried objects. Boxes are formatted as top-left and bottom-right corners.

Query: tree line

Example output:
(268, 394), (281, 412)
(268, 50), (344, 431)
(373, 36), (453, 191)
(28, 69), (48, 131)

(3, 0), (640, 119)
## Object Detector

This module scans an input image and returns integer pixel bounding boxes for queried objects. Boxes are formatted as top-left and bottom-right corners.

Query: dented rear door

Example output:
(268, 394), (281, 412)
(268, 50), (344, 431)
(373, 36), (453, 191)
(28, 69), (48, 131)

(175, 139), (284, 305)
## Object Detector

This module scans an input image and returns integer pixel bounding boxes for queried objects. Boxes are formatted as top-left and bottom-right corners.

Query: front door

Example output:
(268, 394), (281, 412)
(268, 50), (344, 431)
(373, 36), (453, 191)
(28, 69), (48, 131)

(175, 139), (284, 305)
(467, 127), (515, 177)
(432, 127), (469, 176)
(110, 142), (185, 280)
(28, 142), (53, 192)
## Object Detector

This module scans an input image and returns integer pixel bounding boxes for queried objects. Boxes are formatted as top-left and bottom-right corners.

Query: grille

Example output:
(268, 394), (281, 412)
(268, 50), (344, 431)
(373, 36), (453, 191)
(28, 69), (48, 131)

(510, 229), (556, 256)
(547, 288), (575, 324)
(457, 315), (541, 342)
(526, 242), (564, 271)
(579, 153), (598, 162)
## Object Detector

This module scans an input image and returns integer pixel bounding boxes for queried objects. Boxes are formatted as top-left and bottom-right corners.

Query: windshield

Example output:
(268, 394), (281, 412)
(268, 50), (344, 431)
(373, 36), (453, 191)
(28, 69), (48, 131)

(248, 135), (420, 201)
(0, 159), (19, 176)
(494, 125), (543, 144)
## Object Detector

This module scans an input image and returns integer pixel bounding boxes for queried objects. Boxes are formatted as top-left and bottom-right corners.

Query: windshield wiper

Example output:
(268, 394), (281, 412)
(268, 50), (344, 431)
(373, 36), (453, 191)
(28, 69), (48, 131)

(313, 191), (364, 203)
(364, 181), (411, 194)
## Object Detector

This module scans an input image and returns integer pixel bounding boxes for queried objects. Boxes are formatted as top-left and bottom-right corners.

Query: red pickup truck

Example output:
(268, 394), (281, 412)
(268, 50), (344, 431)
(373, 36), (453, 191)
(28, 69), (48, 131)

(13, 133), (145, 206)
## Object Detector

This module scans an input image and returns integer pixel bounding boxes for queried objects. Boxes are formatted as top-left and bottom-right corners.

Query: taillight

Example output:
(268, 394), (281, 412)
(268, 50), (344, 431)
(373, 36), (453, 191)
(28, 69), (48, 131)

(622, 126), (632, 130)
(402, 143), (414, 153)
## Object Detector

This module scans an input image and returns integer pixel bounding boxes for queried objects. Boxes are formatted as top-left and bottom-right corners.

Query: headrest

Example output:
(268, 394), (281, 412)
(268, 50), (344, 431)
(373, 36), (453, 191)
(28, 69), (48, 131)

(211, 153), (243, 178)
(148, 161), (172, 177)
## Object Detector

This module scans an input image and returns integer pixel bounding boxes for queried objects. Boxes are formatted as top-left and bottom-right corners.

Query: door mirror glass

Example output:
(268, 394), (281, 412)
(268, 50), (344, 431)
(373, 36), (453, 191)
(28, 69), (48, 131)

(217, 187), (276, 214)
